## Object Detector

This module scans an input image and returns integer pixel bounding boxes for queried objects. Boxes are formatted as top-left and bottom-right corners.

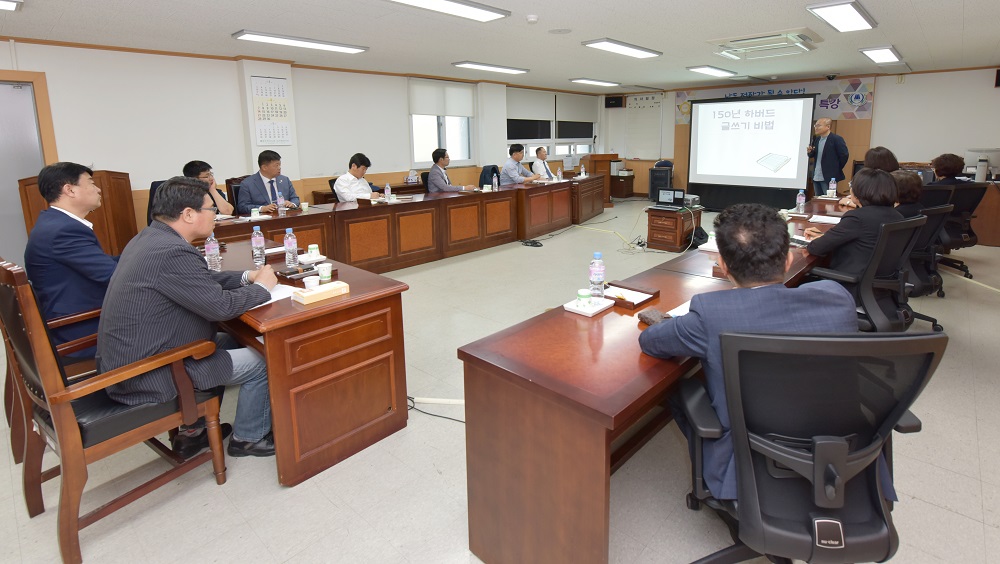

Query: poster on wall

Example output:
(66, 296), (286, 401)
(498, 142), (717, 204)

(251, 76), (292, 146)
(675, 78), (875, 125)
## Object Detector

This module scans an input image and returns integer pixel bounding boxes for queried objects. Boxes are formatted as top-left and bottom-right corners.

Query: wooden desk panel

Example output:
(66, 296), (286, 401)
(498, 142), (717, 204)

(212, 210), (336, 257)
(571, 175), (605, 224)
(516, 182), (574, 240)
(646, 208), (702, 252)
(332, 198), (442, 273)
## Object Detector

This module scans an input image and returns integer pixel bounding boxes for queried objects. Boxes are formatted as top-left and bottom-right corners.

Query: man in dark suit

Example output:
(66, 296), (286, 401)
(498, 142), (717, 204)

(637, 203), (858, 501)
(806, 118), (850, 197)
(100, 177), (279, 457)
(24, 162), (119, 355)
(236, 150), (299, 214)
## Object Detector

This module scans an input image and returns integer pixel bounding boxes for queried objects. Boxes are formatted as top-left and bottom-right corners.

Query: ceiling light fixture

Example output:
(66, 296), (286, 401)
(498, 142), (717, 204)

(688, 66), (737, 78)
(806, 1), (877, 32)
(453, 61), (528, 74)
(715, 50), (741, 61)
(232, 30), (367, 54)
(860, 46), (901, 64)
(570, 78), (620, 87)
(386, 0), (509, 22)
(582, 38), (661, 59)
(0, 0), (23, 11)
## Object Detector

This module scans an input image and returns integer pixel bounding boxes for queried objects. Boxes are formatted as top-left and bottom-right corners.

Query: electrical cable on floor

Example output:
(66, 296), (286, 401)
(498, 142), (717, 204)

(942, 270), (1000, 293)
(406, 396), (466, 424)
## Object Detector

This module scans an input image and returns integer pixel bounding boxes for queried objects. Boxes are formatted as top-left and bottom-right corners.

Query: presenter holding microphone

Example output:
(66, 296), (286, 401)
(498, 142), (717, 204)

(806, 118), (849, 198)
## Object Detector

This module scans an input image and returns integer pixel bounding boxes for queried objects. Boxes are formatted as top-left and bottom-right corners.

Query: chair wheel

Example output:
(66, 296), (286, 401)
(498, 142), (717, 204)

(933, 324), (944, 332)
(686, 493), (701, 511)
(937, 289), (945, 298)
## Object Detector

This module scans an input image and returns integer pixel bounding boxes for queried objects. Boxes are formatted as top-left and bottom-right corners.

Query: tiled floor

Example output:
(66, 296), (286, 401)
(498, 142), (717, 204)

(2, 199), (998, 563)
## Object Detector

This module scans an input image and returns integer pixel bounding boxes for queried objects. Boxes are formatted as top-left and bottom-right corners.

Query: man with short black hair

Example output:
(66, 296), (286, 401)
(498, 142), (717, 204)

(531, 147), (556, 180)
(100, 177), (279, 457)
(182, 160), (234, 216)
(427, 148), (474, 192)
(333, 152), (382, 202)
(499, 144), (541, 186)
(24, 162), (119, 355)
(237, 150), (299, 214)
(638, 203), (857, 501)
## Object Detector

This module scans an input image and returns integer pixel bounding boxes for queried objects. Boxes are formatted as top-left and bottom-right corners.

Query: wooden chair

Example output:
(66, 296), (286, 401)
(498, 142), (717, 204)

(224, 175), (250, 210)
(0, 260), (227, 564)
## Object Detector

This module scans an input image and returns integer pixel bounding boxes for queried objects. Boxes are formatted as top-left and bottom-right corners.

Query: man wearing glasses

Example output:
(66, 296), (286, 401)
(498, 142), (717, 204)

(182, 160), (235, 216)
(499, 144), (541, 186)
(100, 177), (279, 458)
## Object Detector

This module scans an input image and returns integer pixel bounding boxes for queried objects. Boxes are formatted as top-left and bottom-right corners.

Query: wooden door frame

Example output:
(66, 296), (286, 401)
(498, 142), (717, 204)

(0, 70), (58, 164)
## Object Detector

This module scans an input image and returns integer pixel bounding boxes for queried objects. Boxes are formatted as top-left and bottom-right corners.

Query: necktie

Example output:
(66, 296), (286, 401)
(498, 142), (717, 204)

(543, 161), (553, 179)
(269, 179), (277, 202)
(443, 168), (451, 185)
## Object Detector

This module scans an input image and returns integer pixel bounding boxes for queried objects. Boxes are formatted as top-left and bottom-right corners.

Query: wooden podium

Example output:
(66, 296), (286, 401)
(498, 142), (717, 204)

(19, 170), (138, 256)
(971, 183), (1000, 247)
(581, 153), (618, 207)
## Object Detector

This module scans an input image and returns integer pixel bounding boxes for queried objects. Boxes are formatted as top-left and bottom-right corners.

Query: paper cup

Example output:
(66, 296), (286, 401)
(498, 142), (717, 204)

(301, 202), (309, 212)
(303, 276), (320, 289)
(316, 263), (333, 281)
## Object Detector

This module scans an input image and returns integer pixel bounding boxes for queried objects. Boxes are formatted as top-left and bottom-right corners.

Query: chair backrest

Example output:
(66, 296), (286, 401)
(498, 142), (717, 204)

(654, 160), (673, 168)
(327, 177), (343, 202)
(420, 171), (430, 188)
(939, 182), (988, 250)
(918, 185), (953, 208)
(911, 204), (953, 254)
(478, 165), (499, 187)
(856, 216), (925, 332)
(224, 175), (250, 208)
(721, 331), (948, 563)
(146, 180), (166, 226)
(0, 260), (67, 411)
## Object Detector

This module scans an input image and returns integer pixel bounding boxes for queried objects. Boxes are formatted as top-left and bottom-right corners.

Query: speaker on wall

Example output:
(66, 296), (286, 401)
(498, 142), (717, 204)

(605, 96), (624, 108)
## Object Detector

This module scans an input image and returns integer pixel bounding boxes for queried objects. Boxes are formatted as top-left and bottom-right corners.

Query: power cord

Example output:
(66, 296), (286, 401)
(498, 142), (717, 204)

(406, 396), (466, 424)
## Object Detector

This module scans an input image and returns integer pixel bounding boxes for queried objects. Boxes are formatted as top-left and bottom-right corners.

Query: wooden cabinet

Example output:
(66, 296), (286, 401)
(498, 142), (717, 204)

(517, 183), (573, 240)
(571, 175), (605, 224)
(19, 170), (138, 255)
(646, 208), (702, 252)
(610, 176), (634, 199)
(580, 154), (618, 207)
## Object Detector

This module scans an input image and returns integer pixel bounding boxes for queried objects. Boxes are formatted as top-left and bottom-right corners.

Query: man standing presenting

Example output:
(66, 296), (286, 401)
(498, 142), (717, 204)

(427, 148), (474, 192)
(806, 118), (849, 197)
(637, 203), (857, 501)
(237, 150), (299, 214)
(24, 162), (119, 353)
(499, 144), (541, 186)
(100, 177), (278, 457)
(531, 147), (557, 180)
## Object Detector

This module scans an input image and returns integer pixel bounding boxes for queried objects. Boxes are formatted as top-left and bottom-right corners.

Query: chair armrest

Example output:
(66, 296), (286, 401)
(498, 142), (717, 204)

(894, 410), (921, 434)
(48, 340), (216, 405)
(809, 267), (859, 284)
(55, 334), (98, 357)
(679, 378), (723, 439)
(46, 308), (101, 330)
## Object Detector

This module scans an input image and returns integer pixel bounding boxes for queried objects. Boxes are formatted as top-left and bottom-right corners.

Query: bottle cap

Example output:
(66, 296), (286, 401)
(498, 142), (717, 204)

(253, 226), (261, 231)
(286, 227), (293, 234)
(593, 251), (602, 259)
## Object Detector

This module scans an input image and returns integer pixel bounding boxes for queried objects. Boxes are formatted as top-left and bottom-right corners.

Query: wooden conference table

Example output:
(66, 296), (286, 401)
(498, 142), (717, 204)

(459, 200), (842, 564)
(217, 241), (410, 486)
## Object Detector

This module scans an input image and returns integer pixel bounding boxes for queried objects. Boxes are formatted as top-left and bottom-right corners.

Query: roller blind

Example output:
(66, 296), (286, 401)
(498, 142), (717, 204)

(409, 79), (475, 117)
(556, 92), (598, 122)
(506, 88), (555, 121)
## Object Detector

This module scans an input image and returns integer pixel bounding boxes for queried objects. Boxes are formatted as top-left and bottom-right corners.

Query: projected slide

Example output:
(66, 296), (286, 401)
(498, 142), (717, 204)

(689, 96), (814, 190)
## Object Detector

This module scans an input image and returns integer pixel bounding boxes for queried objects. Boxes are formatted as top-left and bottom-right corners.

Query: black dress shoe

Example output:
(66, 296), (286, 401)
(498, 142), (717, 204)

(171, 423), (233, 459)
(227, 432), (276, 458)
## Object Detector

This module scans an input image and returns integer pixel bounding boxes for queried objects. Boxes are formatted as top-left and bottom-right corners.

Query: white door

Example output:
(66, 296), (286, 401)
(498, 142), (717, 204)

(0, 81), (45, 266)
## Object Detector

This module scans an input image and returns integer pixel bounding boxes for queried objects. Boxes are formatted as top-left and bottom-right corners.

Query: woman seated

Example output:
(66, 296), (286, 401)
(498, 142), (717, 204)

(839, 146), (900, 207)
(806, 167), (902, 299)
(927, 153), (969, 185)
(892, 170), (924, 218)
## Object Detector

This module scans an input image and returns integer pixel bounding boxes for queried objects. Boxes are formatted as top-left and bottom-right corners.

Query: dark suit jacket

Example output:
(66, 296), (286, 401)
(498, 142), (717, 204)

(807, 205), (904, 281)
(100, 221), (270, 405)
(236, 173), (299, 214)
(927, 176), (971, 186)
(808, 133), (850, 182)
(895, 202), (924, 218)
(24, 208), (119, 349)
(638, 281), (858, 499)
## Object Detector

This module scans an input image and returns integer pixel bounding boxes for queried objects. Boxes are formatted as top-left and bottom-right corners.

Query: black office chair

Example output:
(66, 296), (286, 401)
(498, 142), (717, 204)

(478, 165), (499, 187)
(146, 180), (166, 226)
(918, 185), (953, 208)
(936, 182), (988, 279)
(810, 216), (925, 332)
(680, 331), (948, 564)
(905, 205), (953, 331)
(327, 177), (342, 202)
(654, 160), (674, 168)
(420, 171), (430, 189)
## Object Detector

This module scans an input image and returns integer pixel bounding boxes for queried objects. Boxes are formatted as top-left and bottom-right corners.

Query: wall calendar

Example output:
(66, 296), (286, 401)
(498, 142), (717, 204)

(251, 76), (292, 146)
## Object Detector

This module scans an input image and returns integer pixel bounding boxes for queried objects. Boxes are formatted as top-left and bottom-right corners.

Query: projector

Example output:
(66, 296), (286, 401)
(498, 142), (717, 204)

(684, 194), (700, 207)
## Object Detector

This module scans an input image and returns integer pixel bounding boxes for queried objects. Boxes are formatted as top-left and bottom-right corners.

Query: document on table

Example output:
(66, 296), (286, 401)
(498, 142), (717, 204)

(667, 300), (691, 317)
(605, 285), (653, 305)
(250, 284), (297, 309)
(698, 237), (719, 252)
(809, 215), (841, 225)
(264, 246), (285, 255)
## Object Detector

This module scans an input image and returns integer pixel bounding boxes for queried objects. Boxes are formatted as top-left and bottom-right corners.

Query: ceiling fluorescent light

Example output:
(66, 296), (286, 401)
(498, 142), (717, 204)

(860, 46), (901, 64)
(0, 0), (23, 11)
(807, 1), (877, 32)
(688, 66), (737, 78)
(233, 30), (367, 54)
(453, 61), (528, 74)
(716, 50), (741, 60)
(582, 38), (661, 59)
(386, 0), (509, 22)
(571, 78), (620, 87)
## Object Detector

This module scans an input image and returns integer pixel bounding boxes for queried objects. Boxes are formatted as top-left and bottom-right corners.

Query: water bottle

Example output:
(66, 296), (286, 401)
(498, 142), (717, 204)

(556, 167), (563, 181)
(492, 174), (498, 190)
(204, 232), (222, 272)
(580, 164), (586, 177)
(588, 252), (605, 302)
(829, 179), (837, 196)
(284, 227), (298, 268)
(276, 191), (286, 217)
(795, 189), (805, 213)
(384, 182), (392, 200)
(251, 226), (266, 267)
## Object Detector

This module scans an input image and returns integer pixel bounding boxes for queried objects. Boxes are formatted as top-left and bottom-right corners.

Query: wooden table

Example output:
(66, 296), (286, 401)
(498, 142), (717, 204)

(515, 181), (574, 240)
(312, 181), (426, 204)
(646, 207), (702, 252)
(212, 208), (336, 257)
(219, 241), (410, 486)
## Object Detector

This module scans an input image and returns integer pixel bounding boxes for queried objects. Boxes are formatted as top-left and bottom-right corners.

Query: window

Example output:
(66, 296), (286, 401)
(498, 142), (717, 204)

(506, 119), (551, 140)
(409, 79), (475, 167)
(412, 115), (471, 164)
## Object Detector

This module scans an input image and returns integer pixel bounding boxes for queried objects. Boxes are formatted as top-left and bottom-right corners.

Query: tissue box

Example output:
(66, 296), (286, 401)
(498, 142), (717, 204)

(292, 281), (350, 304)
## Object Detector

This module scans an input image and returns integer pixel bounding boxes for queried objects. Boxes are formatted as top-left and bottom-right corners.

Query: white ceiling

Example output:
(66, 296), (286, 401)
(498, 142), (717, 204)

(2, 0), (998, 93)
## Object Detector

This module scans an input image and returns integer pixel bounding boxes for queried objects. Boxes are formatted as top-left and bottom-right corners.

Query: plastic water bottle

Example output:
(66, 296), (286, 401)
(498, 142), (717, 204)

(276, 191), (286, 217)
(492, 174), (498, 190)
(251, 226), (266, 267)
(796, 189), (806, 213)
(204, 232), (222, 272)
(284, 227), (298, 268)
(829, 179), (837, 196)
(589, 252), (605, 302)
(556, 167), (563, 181)
(384, 183), (392, 200)
(580, 164), (586, 177)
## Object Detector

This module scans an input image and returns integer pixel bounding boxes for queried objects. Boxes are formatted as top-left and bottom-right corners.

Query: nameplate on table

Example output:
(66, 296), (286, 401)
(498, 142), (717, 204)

(606, 281), (659, 309)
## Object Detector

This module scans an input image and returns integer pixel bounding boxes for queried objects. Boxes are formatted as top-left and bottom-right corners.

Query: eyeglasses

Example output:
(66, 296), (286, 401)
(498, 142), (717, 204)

(197, 172), (215, 180)
(199, 206), (218, 213)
